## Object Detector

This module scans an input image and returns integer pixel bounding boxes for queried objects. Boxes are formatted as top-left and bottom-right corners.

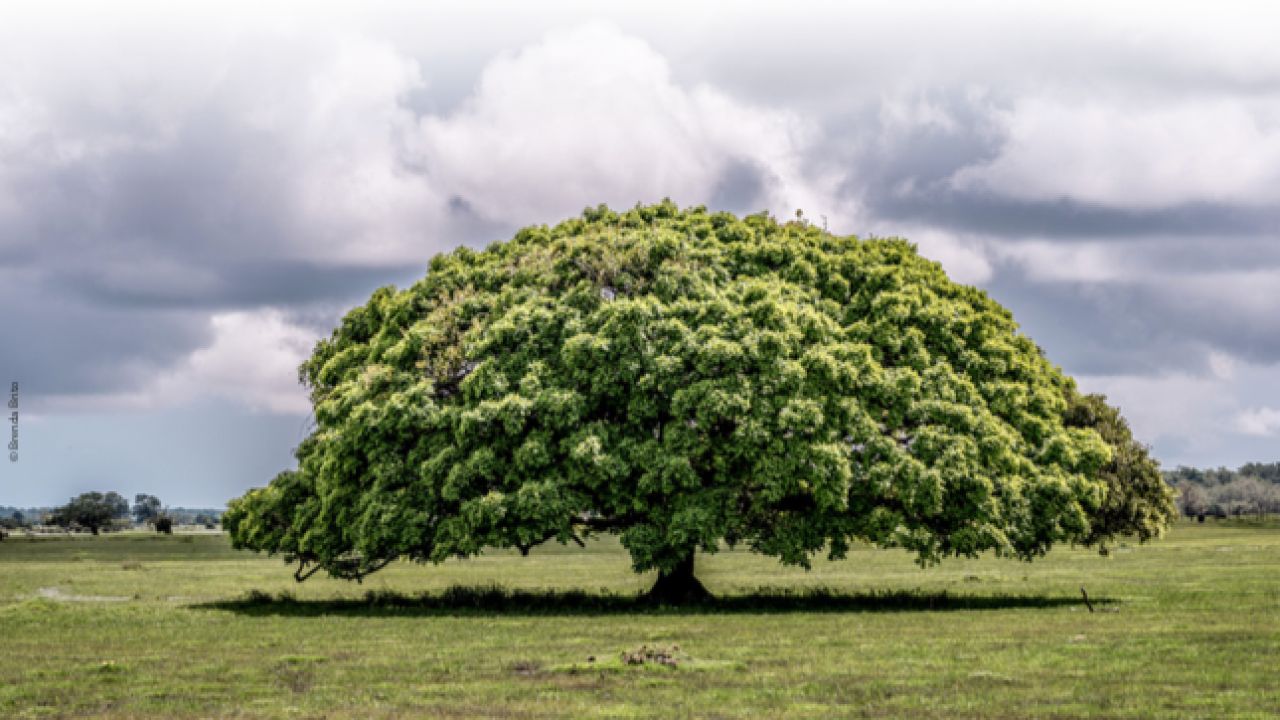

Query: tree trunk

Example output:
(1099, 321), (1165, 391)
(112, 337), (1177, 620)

(643, 550), (711, 605)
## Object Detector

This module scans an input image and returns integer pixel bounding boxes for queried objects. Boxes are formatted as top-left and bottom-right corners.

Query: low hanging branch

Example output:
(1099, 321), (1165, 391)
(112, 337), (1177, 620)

(516, 528), (588, 556)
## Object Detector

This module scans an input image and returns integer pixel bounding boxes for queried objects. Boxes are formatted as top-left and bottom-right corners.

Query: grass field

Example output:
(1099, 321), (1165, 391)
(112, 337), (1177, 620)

(2, 520), (1279, 719)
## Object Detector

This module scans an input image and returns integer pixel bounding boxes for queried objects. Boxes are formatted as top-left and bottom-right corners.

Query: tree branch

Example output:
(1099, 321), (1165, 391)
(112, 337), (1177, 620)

(294, 562), (323, 583)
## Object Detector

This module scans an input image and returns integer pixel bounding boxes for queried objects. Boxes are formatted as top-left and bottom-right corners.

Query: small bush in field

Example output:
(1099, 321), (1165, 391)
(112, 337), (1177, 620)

(620, 644), (683, 667)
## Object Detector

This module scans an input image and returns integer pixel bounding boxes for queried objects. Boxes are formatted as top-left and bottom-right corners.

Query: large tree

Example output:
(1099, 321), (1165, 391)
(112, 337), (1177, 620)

(226, 201), (1172, 601)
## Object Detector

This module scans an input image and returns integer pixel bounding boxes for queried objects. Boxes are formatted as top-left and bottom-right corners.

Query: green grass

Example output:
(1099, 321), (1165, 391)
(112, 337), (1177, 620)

(2, 521), (1279, 718)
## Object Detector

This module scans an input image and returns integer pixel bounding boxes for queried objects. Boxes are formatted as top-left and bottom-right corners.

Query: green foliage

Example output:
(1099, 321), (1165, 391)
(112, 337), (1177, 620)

(1176, 482), (1210, 517)
(133, 494), (163, 524)
(1165, 461), (1280, 487)
(1061, 392), (1177, 551)
(226, 200), (1143, 583)
(1239, 461), (1280, 483)
(1163, 461), (1280, 518)
(52, 492), (128, 535)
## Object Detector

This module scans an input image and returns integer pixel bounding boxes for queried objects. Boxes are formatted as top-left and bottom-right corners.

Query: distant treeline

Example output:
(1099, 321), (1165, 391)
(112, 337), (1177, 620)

(0, 504), (224, 525)
(163, 508), (227, 522)
(1163, 462), (1280, 518)
(1164, 462), (1280, 487)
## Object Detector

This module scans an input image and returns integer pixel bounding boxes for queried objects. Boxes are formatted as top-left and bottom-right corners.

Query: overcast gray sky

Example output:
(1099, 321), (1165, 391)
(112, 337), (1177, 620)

(3, 1), (1279, 507)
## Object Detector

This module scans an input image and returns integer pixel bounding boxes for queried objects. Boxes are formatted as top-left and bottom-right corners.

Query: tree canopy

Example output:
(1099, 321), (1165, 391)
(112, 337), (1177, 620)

(1061, 391), (1177, 549)
(53, 491), (129, 535)
(225, 200), (1173, 599)
(133, 494), (163, 524)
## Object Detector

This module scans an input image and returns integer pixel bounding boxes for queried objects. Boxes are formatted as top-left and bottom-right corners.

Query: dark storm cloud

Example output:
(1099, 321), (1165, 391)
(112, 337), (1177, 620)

(709, 158), (775, 216)
(55, 260), (424, 309)
(808, 98), (1280, 242)
(0, 282), (211, 396)
(983, 274), (1279, 377)
(833, 102), (1002, 192)
(870, 192), (1280, 241)
(445, 196), (521, 248)
(0, 35), (494, 409)
(7, 254), (432, 401)
(0, 120), (426, 400)
(2, 113), (291, 266)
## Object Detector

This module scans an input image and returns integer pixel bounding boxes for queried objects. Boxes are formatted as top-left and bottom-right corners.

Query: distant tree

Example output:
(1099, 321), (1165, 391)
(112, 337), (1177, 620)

(1212, 476), (1280, 518)
(1164, 462), (1280, 498)
(53, 492), (128, 535)
(133, 494), (163, 524)
(155, 517), (173, 534)
(105, 491), (129, 519)
(1165, 465), (1242, 488)
(1239, 461), (1280, 484)
(1176, 481), (1209, 518)
(1164, 466), (1205, 486)
(1061, 391), (1177, 551)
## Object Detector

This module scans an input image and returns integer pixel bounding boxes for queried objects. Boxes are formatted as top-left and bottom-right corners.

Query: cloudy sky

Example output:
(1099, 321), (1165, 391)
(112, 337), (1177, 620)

(4, 1), (1279, 507)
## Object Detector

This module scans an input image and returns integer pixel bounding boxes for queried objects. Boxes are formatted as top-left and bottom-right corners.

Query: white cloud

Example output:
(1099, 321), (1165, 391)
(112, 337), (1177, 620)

(877, 95), (960, 138)
(36, 309), (317, 415)
(0, 30), (443, 266)
(151, 310), (318, 414)
(0, 90), (48, 225)
(1237, 407), (1280, 436)
(5, 5), (1280, 445)
(990, 242), (1280, 339)
(876, 225), (994, 285)
(282, 40), (444, 265)
(1075, 356), (1280, 466)
(2, 22), (849, 266)
(1075, 372), (1235, 449)
(407, 24), (842, 229)
(3, 21), (856, 419)
(1210, 351), (1236, 381)
(1176, 270), (1280, 318)
(993, 241), (1133, 283)
(953, 96), (1280, 209)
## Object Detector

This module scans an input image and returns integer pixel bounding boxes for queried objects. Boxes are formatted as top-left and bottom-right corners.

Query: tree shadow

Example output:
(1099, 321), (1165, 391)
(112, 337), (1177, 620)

(192, 584), (1114, 618)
